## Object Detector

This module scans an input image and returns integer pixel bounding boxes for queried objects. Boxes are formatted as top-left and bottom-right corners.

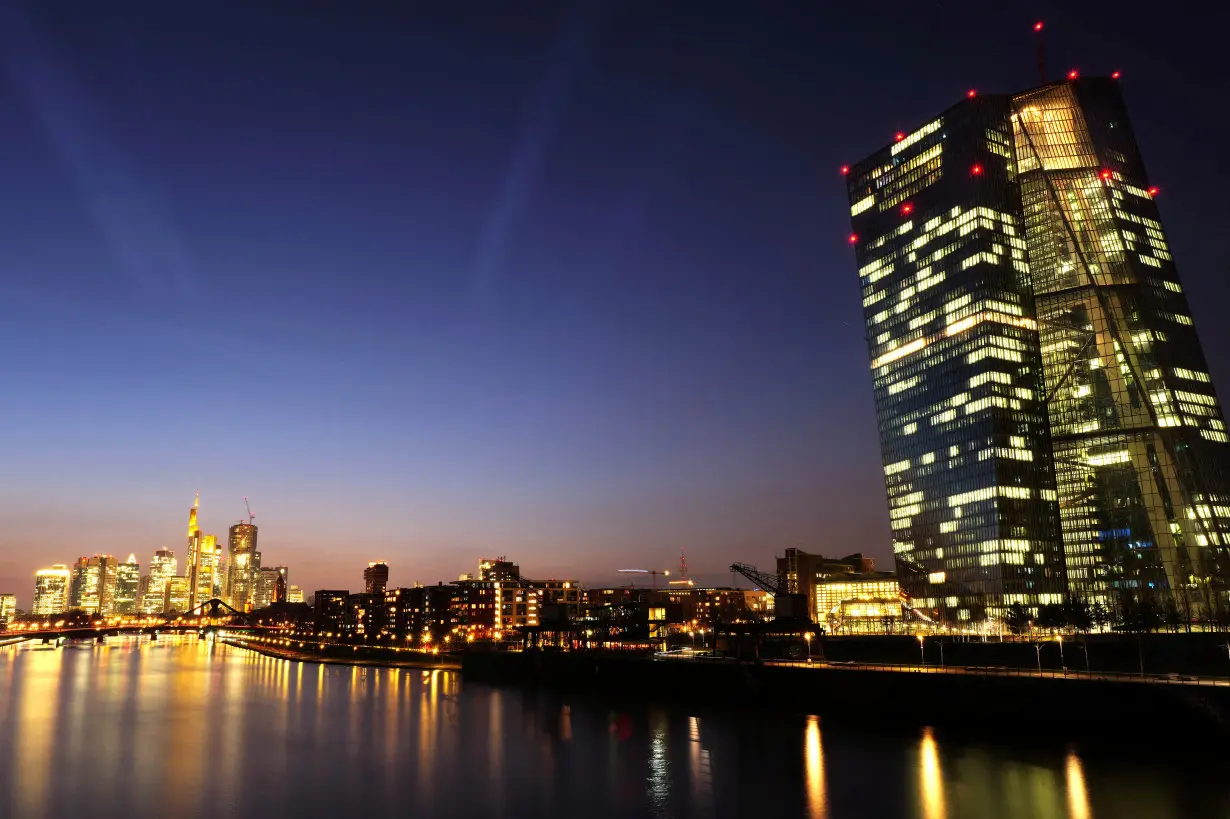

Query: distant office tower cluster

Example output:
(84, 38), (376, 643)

(15, 493), (290, 620)
(847, 75), (1230, 622)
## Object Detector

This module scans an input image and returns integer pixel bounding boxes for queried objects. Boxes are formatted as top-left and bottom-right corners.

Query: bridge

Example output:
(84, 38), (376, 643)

(4, 598), (261, 645)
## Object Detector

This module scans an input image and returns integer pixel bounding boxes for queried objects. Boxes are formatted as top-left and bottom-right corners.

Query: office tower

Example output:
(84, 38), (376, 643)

(33, 565), (71, 616)
(287, 585), (304, 604)
(166, 576), (191, 613)
(69, 555), (120, 615)
(0, 594), (16, 628)
(184, 493), (219, 611)
(114, 555), (141, 615)
(1011, 80), (1230, 619)
(141, 549), (177, 614)
(364, 561), (389, 595)
(253, 566), (287, 609)
(847, 76), (1230, 620)
(226, 522), (259, 611)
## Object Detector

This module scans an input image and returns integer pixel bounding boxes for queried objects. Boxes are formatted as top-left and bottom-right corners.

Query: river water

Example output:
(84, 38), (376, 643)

(0, 636), (1226, 819)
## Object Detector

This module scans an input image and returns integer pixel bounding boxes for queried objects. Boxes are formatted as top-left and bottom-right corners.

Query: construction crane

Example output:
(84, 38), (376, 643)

(729, 562), (808, 620)
(244, 497), (255, 525)
(617, 568), (670, 590)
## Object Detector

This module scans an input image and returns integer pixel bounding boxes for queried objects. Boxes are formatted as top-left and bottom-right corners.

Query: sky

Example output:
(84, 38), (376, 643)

(2, 1), (1229, 605)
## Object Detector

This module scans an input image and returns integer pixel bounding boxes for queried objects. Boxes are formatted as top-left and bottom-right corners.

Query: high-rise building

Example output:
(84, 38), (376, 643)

(114, 555), (141, 615)
(0, 594), (16, 628)
(287, 585), (304, 604)
(69, 555), (121, 615)
(313, 590), (349, 636)
(253, 567), (287, 610)
(141, 549), (177, 614)
(184, 493), (220, 612)
(478, 557), (521, 582)
(364, 561), (389, 595)
(33, 566), (71, 616)
(166, 576), (191, 613)
(226, 522), (259, 611)
(847, 75), (1230, 620)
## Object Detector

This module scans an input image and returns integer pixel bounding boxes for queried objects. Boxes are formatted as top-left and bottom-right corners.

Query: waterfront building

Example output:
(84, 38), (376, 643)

(452, 579), (497, 638)
(776, 549), (879, 620)
(342, 593), (387, 643)
(184, 494), (220, 611)
(226, 522), (258, 611)
(479, 557), (521, 582)
(114, 555), (141, 615)
(0, 593), (16, 627)
(814, 576), (904, 633)
(287, 585), (304, 604)
(141, 549), (177, 614)
(33, 565), (71, 616)
(364, 561), (389, 595)
(313, 590), (349, 637)
(845, 75), (1230, 620)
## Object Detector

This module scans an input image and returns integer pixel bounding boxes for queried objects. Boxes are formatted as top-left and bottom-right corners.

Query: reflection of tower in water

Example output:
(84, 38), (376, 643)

(804, 716), (827, 819)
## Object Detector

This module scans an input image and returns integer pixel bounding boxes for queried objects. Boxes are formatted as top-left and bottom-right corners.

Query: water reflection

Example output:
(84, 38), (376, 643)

(1, 640), (1225, 819)
(1066, 750), (1091, 819)
(920, 727), (946, 819)
(805, 716), (827, 819)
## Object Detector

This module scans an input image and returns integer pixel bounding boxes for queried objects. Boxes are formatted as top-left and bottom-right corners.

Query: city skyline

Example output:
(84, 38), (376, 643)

(3, 5), (1230, 603)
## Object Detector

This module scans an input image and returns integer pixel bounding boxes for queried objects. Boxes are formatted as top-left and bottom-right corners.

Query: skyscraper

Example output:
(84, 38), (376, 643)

(115, 555), (141, 615)
(364, 561), (389, 595)
(33, 565), (71, 616)
(141, 549), (177, 614)
(253, 567), (287, 609)
(227, 521), (259, 611)
(0, 594), (16, 628)
(69, 555), (121, 615)
(847, 75), (1230, 621)
(184, 493), (220, 612)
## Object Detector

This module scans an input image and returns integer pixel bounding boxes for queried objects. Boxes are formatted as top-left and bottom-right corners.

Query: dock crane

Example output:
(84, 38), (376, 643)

(729, 562), (808, 621)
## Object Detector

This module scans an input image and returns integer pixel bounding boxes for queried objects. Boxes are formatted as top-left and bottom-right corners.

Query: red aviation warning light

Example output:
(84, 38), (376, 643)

(967, 89), (977, 99)
(894, 132), (905, 142)
(1112, 71), (1122, 79)
(901, 202), (914, 215)
(1034, 21), (1044, 32)
(841, 165), (849, 175)
(971, 164), (984, 176)
(1068, 70), (1079, 80)
(1099, 169), (1113, 181)
(848, 233), (859, 244)
(1148, 187), (1159, 196)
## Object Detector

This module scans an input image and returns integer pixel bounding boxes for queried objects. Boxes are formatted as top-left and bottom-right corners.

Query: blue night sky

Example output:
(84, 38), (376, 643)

(2, 1), (1229, 603)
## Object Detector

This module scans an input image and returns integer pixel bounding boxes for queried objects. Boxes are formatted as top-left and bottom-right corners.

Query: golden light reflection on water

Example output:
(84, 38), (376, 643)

(1066, 750), (1091, 819)
(12, 649), (61, 818)
(805, 716), (827, 819)
(920, 727), (946, 819)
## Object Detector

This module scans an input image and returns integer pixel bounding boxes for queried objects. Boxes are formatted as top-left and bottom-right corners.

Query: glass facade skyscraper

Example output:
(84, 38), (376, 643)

(227, 522), (259, 611)
(848, 77), (1230, 621)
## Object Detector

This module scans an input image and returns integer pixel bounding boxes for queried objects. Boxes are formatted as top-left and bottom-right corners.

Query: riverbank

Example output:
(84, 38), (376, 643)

(462, 651), (1230, 741)
(223, 636), (461, 670)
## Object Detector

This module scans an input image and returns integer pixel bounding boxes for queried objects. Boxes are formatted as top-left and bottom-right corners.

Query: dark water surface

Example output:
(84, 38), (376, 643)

(1, 637), (1226, 818)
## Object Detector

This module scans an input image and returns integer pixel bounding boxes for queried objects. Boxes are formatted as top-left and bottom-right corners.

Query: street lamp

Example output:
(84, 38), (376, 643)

(1056, 634), (1066, 673)
(917, 634), (925, 667)
(805, 631), (812, 661)
(1034, 643), (1043, 674)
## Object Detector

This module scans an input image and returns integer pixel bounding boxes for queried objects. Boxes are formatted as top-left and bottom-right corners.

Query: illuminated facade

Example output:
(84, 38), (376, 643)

(848, 76), (1230, 620)
(33, 565), (71, 616)
(141, 549), (177, 614)
(1012, 80), (1230, 618)
(166, 576), (191, 613)
(287, 585), (304, 604)
(0, 593), (17, 627)
(114, 555), (141, 614)
(70, 555), (120, 615)
(815, 577), (903, 633)
(226, 522), (258, 611)
(253, 566), (287, 609)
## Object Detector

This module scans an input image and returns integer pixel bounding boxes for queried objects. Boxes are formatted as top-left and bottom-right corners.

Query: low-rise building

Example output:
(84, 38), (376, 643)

(313, 589), (349, 637)
(815, 575), (903, 634)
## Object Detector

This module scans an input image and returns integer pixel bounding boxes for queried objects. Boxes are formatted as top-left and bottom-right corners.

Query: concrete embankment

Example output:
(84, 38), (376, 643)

(223, 638), (461, 671)
(462, 651), (1230, 740)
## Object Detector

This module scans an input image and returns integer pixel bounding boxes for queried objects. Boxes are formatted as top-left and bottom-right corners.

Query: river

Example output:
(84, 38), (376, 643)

(0, 636), (1225, 818)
